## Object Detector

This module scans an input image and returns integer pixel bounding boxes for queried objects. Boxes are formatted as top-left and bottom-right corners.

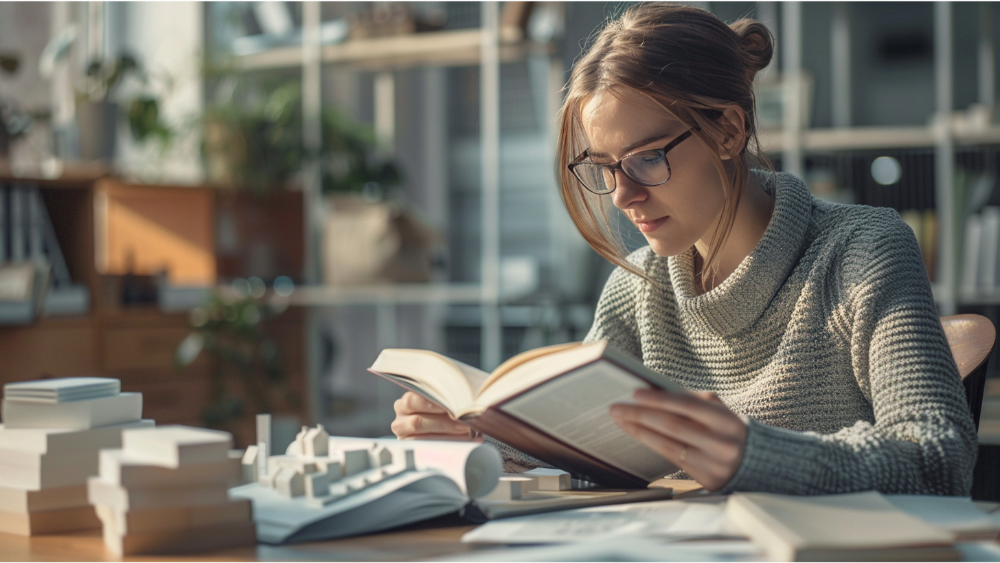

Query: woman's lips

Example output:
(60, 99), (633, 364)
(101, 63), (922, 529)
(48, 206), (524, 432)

(635, 216), (669, 233)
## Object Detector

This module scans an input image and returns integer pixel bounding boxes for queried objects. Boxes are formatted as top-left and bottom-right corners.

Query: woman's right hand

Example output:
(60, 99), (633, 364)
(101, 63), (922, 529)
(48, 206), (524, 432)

(391, 392), (480, 441)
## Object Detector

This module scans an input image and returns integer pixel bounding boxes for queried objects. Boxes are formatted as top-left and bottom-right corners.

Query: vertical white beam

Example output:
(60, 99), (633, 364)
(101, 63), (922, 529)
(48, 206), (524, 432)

(980, 2), (995, 110)
(481, 1), (502, 371)
(302, 2), (323, 425)
(302, 1), (322, 285)
(86, 2), (104, 63)
(374, 71), (396, 159)
(781, 2), (804, 179)
(935, 2), (956, 315)
(831, 2), (852, 128)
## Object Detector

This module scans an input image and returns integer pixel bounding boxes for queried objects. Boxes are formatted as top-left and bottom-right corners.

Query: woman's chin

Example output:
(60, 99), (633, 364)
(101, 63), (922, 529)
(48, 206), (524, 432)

(646, 237), (692, 258)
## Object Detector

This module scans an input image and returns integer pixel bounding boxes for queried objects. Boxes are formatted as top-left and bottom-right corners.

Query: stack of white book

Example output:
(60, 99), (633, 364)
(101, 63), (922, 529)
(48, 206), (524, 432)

(88, 425), (256, 556)
(0, 377), (152, 535)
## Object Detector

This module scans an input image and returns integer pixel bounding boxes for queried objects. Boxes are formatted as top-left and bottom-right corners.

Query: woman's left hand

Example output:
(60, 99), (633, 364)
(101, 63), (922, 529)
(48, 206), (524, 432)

(609, 389), (747, 491)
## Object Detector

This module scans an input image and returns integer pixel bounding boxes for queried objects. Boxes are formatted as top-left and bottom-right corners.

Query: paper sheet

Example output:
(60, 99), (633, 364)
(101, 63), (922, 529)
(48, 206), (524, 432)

(320, 436), (501, 498)
(885, 495), (1000, 538)
(438, 537), (762, 562)
(461, 498), (740, 544)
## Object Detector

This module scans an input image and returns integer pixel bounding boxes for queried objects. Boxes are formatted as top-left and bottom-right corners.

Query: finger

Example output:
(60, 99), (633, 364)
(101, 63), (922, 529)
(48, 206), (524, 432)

(401, 433), (478, 442)
(611, 403), (745, 468)
(614, 419), (694, 469)
(610, 404), (709, 448)
(632, 389), (744, 436)
(397, 392), (449, 415)
(391, 414), (469, 439)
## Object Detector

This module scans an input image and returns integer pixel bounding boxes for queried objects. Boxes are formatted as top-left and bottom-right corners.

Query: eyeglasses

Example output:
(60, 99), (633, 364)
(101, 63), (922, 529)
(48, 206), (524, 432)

(568, 127), (699, 195)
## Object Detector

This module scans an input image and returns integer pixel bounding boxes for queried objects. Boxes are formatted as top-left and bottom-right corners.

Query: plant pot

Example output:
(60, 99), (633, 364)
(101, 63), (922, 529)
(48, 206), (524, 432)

(75, 100), (119, 161)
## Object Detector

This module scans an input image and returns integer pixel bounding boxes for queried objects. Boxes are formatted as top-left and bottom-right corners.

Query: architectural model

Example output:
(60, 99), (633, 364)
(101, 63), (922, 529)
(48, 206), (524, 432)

(241, 418), (416, 507)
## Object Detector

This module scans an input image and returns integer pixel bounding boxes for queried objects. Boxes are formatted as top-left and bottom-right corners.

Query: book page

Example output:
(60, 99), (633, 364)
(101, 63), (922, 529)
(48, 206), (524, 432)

(370, 349), (485, 413)
(499, 361), (678, 482)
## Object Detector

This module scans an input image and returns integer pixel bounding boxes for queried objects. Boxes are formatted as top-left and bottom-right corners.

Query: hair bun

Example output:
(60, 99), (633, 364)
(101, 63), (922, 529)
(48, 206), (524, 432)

(730, 19), (774, 81)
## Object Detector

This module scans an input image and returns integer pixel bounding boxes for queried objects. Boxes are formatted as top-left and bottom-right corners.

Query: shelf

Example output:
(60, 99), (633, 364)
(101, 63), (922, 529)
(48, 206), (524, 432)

(235, 28), (552, 72)
(283, 283), (488, 306)
(759, 125), (1000, 154)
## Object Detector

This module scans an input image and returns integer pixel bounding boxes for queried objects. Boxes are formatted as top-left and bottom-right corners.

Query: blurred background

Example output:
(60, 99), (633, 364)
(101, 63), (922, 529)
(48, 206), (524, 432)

(0, 1), (996, 449)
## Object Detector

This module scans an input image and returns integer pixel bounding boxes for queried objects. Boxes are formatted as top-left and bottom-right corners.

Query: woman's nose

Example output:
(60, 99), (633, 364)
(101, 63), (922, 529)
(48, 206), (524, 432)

(611, 170), (648, 209)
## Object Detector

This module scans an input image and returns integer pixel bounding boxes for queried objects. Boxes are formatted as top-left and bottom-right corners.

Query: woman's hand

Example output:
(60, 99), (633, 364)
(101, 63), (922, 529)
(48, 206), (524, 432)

(391, 392), (481, 441)
(609, 389), (747, 491)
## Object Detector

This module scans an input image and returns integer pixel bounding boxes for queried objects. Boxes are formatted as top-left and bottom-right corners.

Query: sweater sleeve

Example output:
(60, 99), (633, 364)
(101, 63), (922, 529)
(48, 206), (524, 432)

(485, 253), (648, 472)
(720, 210), (978, 496)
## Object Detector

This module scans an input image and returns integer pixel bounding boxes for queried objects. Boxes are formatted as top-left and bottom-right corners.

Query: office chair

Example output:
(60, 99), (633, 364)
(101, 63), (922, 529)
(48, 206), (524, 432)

(941, 314), (996, 431)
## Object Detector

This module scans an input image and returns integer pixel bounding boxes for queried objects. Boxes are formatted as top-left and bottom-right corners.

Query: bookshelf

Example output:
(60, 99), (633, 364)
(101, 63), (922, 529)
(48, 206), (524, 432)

(0, 169), (310, 447)
(208, 3), (566, 435)
(768, 2), (998, 316)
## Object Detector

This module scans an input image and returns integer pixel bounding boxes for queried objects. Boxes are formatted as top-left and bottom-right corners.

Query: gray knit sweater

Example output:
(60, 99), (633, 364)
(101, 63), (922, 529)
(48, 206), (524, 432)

(489, 169), (977, 495)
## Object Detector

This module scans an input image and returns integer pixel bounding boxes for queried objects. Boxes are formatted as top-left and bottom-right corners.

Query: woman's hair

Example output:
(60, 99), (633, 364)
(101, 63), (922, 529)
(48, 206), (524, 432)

(557, 3), (776, 289)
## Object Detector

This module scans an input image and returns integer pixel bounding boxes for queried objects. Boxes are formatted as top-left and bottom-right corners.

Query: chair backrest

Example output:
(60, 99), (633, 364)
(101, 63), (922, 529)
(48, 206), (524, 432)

(941, 314), (997, 431)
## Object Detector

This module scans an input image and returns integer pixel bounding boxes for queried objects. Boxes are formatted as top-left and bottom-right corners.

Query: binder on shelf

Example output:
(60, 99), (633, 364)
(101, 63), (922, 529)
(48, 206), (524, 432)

(978, 207), (1000, 292)
(962, 213), (982, 296)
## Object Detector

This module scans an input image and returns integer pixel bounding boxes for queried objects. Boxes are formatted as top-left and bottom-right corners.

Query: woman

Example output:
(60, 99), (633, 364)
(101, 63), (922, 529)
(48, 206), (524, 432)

(391, 3), (976, 495)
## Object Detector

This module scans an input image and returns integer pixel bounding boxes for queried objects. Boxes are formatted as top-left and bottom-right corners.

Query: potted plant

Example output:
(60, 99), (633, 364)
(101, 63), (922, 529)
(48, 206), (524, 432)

(76, 53), (173, 161)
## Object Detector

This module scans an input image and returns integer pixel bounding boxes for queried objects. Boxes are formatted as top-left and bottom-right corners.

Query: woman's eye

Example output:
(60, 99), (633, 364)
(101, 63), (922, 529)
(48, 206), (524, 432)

(640, 154), (663, 164)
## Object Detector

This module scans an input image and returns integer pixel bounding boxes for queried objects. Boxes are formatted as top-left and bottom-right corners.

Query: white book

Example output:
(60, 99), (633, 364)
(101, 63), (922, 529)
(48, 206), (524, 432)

(98, 515), (256, 556)
(94, 499), (251, 535)
(0, 505), (99, 536)
(99, 449), (240, 489)
(2, 393), (141, 430)
(87, 477), (230, 512)
(962, 214), (982, 296)
(0, 421), (154, 489)
(0, 483), (90, 513)
(725, 491), (957, 561)
(979, 207), (1000, 291)
(0, 419), (153, 454)
(3, 377), (120, 404)
(121, 426), (232, 468)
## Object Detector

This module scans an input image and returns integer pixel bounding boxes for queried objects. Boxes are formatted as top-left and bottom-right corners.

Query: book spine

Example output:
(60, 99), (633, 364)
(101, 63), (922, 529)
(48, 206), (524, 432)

(27, 187), (43, 264)
(9, 185), (23, 263)
(0, 184), (6, 265)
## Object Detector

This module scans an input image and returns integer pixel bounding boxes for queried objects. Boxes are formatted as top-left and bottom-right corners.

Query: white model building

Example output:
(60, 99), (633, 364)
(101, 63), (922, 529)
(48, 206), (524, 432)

(242, 422), (417, 507)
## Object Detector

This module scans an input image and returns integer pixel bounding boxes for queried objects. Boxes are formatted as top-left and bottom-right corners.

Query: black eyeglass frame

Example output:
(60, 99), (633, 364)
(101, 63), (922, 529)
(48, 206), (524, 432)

(568, 127), (700, 195)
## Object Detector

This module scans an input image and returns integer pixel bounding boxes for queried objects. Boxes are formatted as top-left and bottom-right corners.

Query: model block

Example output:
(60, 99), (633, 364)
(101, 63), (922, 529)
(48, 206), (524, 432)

(342, 449), (370, 476)
(480, 475), (539, 501)
(304, 471), (331, 500)
(241, 445), (259, 484)
(525, 468), (572, 491)
(120, 426), (232, 468)
(274, 468), (305, 498)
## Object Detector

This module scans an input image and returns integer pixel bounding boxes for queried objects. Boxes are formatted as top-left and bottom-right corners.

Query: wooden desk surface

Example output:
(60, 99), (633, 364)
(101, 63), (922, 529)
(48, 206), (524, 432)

(0, 480), (705, 562)
(0, 515), (483, 562)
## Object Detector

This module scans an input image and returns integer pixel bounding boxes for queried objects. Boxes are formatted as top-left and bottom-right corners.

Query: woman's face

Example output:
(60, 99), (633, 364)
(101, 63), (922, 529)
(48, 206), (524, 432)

(580, 88), (728, 257)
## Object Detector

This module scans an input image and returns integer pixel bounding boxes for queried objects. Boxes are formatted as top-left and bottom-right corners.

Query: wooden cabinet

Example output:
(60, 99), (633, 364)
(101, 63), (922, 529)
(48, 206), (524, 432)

(0, 171), (307, 446)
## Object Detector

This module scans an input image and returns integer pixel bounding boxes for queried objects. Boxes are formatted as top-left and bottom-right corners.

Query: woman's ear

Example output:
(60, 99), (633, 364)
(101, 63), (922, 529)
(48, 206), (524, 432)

(716, 107), (748, 161)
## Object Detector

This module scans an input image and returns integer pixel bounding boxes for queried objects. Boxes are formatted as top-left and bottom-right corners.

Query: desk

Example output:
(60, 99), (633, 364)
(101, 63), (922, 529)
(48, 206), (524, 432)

(0, 480), (704, 562)
(0, 515), (479, 562)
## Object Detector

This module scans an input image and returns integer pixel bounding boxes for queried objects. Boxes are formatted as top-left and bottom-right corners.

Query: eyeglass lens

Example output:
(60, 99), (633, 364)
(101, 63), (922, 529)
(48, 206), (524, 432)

(575, 150), (670, 194)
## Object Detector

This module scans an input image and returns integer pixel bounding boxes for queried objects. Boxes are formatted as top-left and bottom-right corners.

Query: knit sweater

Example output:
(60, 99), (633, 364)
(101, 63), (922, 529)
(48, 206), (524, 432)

(489, 169), (978, 495)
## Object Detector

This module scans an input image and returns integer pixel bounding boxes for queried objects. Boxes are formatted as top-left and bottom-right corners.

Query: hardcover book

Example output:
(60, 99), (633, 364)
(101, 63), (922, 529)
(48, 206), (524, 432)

(369, 339), (687, 488)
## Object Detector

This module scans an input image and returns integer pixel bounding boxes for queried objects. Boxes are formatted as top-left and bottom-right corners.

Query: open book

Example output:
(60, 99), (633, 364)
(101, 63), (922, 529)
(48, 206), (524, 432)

(369, 340), (688, 488)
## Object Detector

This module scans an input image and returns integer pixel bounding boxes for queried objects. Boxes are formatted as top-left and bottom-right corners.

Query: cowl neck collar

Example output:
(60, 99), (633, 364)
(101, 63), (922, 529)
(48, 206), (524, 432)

(666, 170), (813, 336)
